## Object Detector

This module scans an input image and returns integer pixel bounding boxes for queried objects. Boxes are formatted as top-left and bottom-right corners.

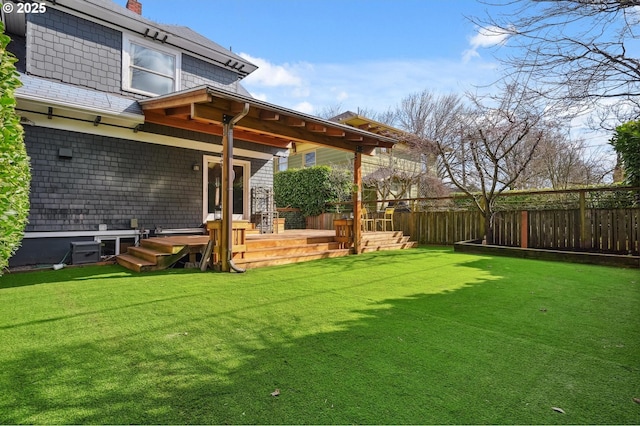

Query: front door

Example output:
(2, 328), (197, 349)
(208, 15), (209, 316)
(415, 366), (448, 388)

(202, 155), (249, 221)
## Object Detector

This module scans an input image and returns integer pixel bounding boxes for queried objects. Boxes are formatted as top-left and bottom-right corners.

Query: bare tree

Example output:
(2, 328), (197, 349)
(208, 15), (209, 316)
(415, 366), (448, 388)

(470, 0), (640, 125)
(529, 131), (611, 189)
(495, 119), (610, 189)
(362, 146), (426, 201)
(395, 90), (467, 179)
(315, 103), (345, 120)
(437, 82), (550, 244)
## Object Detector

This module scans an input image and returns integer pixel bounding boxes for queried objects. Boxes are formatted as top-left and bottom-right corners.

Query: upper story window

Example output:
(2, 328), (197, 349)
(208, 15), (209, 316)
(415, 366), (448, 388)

(122, 34), (181, 96)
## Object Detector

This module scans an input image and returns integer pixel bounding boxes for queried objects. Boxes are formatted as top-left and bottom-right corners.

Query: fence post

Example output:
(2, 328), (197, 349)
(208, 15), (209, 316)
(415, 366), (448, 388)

(353, 151), (362, 254)
(579, 190), (586, 249)
(520, 211), (528, 248)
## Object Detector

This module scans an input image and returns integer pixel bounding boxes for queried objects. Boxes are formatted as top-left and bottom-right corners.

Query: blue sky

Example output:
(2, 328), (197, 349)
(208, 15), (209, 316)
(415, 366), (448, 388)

(115, 0), (504, 115)
(114, 0), (623, 155)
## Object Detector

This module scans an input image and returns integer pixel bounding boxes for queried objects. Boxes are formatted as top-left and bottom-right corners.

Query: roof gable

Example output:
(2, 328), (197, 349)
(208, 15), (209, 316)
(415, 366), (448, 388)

(47, 0), (257, 77)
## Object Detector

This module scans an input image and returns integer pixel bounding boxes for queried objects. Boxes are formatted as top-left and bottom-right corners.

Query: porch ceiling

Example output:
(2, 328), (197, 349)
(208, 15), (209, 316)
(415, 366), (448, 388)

(138, 86), (397, 155)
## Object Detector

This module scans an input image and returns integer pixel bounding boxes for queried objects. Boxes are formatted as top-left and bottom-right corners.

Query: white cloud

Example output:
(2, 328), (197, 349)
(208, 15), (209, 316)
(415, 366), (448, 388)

(249, 92), (268, 102)
(238, 53), (305, 87)
(293, 101), (315, 114)
(463, 25), (513, 62)
(335, 90), (349, 102)
(237, 56), (501, 115)
(236, 54), (615, 167)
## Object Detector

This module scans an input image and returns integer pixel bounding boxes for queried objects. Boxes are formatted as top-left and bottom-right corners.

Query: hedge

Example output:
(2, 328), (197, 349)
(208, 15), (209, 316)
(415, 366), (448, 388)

(274, 166), (350, 217)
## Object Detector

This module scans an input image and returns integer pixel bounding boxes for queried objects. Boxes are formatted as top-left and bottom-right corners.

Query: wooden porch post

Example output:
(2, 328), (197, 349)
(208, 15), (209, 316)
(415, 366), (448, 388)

(353, 150), (362, 254)
(220, 122), (230, 272)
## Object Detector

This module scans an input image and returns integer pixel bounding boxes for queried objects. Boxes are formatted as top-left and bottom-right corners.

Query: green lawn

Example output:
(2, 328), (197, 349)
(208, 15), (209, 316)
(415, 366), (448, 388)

(0, 247), (638, 424)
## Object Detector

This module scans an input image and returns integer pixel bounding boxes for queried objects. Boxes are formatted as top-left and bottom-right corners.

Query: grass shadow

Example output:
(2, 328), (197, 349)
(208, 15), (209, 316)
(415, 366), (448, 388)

(1, 249), (638, 424)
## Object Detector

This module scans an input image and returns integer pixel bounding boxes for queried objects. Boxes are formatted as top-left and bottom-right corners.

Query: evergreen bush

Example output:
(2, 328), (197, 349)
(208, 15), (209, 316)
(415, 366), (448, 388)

(274, 166), (350, 217)
(0, 23), (30, 274)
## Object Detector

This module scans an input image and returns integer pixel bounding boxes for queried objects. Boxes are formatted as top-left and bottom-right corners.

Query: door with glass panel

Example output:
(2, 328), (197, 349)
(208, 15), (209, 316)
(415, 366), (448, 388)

(203, 156), (249, 221)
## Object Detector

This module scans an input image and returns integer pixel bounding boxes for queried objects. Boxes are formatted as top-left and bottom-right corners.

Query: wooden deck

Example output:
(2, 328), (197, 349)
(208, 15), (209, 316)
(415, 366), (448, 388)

(116, 229), (416, 272)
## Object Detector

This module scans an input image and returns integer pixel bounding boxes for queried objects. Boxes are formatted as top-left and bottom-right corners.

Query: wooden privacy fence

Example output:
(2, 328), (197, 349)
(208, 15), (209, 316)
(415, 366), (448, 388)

(392, 208), (640, 255)
(304, 188), (640, 255)
(394, 211), (483, 245)
(526, 208), (640, 254)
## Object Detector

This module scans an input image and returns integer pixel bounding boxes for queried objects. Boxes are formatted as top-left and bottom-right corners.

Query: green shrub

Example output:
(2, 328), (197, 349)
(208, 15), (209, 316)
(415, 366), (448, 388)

(0, 23), (30, 274)
(274, 166), (350, 216)
(610, 120), (640, 187)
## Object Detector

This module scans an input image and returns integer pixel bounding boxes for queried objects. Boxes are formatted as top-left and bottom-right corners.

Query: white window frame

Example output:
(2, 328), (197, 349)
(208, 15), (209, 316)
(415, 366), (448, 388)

(122, 33), (181, 96)
(202, 155), (250, 222)
(304, 150), (316, 167)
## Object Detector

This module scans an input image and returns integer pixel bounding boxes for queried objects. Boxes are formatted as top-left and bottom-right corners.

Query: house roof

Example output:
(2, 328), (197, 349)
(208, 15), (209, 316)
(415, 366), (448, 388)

(139, 86), (398, 155)
(16, 73), (145, 125)
(332, 111), (406, 138)
(48, 0), (257, 77)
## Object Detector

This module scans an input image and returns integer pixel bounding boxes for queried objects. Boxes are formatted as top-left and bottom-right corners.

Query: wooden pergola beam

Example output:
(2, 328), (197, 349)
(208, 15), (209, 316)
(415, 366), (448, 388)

(326, 128), (345, 137)
(285, 117), (306, 127)
(306, 123), (326, 133)
(259, 110), (280, 121)
(144, 109), (292, 148)
(165, 105), (191, 117)
(140, 92), (212, 110)
(190, 103), (376, 153)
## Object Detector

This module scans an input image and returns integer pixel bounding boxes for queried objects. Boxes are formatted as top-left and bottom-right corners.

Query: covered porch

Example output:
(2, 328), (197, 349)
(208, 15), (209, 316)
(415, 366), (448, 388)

(131, 85), (397, 272)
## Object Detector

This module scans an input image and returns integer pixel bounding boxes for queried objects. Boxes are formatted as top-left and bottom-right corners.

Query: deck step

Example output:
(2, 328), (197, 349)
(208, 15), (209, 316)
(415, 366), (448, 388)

(360, 231), (417, 252)
(362, 236), (411, 246)
(140, 238), (187, 254)
(127, 245), (171, 263)
(246, 236), (335, 249)
(361, 241), (418, 252)
(235, 249), (351, 269)
(116, 253), (156, 273)
(241, 242), (342, 260)
(116, 242), (191, 272)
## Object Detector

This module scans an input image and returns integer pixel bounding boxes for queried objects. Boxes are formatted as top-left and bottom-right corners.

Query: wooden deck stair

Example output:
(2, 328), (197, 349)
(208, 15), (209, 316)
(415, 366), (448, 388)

(235, 235), (351, 269)
(361, 231), (418, 252)
(116, 235), (208, 273)
(116, 229), (417, 272)
(116, 239), (194, 273)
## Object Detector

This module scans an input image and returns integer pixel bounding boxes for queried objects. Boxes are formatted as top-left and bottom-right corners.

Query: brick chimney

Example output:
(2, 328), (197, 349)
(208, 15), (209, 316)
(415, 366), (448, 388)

(126, 0), (142, 15)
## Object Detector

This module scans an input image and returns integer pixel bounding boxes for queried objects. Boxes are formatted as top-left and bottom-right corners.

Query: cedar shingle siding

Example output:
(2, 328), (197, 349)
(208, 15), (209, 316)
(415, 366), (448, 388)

(27, 9), (122, 93)
(25, 126), (204, 232)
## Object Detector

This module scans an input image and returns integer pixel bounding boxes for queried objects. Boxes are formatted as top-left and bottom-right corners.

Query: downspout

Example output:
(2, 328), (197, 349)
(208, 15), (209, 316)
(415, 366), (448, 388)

(223, 103), (250, 273)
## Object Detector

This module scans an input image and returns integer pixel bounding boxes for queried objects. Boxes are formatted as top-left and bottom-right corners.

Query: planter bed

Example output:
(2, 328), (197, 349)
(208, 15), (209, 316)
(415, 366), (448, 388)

(454, 239), (640, 268)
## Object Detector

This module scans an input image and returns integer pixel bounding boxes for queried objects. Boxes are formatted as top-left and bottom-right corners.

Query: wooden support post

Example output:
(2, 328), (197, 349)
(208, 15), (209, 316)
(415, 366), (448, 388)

(220, 123), (230, 272)
(579, 190), (586, 249)
(353, 151), (362, 254)
(520, 210), (528, 248)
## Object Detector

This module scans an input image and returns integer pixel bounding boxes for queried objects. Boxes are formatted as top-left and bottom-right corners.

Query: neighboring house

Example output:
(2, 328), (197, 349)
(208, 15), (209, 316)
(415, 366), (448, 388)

(4, 0), (395, 267)
(281, 111), (431, 205)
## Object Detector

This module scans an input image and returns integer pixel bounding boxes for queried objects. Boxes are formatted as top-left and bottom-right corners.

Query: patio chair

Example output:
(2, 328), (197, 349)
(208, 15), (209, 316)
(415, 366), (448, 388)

(375, 207), (394, 231)
(361, 206), (375, 232)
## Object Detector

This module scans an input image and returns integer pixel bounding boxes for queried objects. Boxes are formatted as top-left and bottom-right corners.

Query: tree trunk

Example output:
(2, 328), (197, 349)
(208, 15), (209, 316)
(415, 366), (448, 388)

(484, 212), (494, 245)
